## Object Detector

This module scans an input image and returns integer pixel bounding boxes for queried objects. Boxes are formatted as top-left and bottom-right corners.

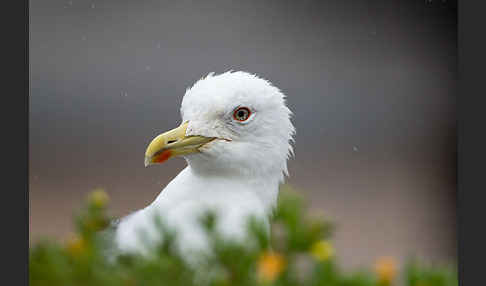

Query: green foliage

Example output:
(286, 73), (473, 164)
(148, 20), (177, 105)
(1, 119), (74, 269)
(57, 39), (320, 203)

(30, 188), (457, 286)
(404, 260), (458, 286)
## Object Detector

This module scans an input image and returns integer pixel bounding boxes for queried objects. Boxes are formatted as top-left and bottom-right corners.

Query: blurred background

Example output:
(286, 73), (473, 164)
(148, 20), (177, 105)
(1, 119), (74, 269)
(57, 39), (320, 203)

(29, 0), (457, 270)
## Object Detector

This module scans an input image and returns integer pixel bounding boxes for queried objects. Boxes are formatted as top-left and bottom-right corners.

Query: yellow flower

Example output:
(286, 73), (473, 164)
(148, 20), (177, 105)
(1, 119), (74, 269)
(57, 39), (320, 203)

(65, 234), (87, 257)
(310, 240), (334, 261)
(257, 251), (286, 282)
(89, 189), (109, 208)
(374, 256), (397, 284)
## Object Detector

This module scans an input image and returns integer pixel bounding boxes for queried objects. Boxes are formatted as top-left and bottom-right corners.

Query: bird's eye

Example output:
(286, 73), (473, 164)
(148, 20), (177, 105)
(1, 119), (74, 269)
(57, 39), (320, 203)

(233, 107), (251, 122)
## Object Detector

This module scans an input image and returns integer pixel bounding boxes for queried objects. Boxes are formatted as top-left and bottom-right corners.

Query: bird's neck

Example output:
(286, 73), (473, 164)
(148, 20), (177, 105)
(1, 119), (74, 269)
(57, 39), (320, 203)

(151, 165), (282, 215)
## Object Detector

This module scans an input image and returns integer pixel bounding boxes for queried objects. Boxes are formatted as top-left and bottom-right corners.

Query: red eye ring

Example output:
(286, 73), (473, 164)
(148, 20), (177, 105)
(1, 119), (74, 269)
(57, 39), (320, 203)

(233, 107), (251, 122)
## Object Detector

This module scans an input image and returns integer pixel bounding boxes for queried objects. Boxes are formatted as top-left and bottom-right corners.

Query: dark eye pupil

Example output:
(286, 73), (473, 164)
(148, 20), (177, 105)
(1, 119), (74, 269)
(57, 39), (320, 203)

(234, 107), (250, 121)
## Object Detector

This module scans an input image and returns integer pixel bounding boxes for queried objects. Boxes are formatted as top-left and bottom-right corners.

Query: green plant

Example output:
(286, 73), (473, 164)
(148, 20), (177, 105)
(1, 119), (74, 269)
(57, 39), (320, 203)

(29, 188), (457, 286)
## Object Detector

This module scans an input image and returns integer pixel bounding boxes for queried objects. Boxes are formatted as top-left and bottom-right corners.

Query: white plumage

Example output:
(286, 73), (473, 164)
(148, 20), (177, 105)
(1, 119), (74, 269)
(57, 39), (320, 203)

(114, 71), (295, 258)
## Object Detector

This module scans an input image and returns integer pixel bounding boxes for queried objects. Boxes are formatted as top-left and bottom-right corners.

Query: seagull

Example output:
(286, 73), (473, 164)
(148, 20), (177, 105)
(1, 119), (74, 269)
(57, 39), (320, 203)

(113, 71), (295, 257)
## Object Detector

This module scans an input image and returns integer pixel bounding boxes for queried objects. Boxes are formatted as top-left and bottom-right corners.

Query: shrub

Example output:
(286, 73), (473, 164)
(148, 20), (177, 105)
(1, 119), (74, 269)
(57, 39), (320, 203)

(30, 188), (457, 286)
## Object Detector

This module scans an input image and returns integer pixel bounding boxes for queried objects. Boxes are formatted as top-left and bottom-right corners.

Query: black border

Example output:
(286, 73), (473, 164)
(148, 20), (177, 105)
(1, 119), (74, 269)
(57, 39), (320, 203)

(5, 0), (28, 284)
(458, 1), (486, 285)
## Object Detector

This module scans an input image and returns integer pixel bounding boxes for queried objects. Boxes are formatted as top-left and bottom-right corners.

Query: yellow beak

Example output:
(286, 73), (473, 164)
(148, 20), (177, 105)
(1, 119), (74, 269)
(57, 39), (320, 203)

(144, 121), (215, 167)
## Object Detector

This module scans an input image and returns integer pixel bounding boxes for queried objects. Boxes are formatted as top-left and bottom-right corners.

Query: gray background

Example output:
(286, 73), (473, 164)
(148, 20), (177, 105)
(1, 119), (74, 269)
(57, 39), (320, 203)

(30, 0), (456, 269)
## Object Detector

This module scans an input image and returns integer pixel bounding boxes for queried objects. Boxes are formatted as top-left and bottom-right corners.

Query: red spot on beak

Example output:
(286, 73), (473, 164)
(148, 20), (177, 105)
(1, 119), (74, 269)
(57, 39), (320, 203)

(153, 150), (172, 164)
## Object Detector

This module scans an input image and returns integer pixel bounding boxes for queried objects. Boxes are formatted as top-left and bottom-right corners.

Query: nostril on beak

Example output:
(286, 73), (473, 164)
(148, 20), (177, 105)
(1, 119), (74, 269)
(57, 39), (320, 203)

(167, 140), (177, 144)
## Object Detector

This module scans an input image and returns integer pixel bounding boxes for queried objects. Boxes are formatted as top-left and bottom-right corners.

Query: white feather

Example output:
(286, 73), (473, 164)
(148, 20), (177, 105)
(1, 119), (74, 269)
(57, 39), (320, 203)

(114, 71), (295, 258)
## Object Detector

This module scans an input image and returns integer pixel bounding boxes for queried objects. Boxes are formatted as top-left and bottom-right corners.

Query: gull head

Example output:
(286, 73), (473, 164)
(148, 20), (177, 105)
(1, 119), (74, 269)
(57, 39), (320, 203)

(144, 71), (295, 181)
